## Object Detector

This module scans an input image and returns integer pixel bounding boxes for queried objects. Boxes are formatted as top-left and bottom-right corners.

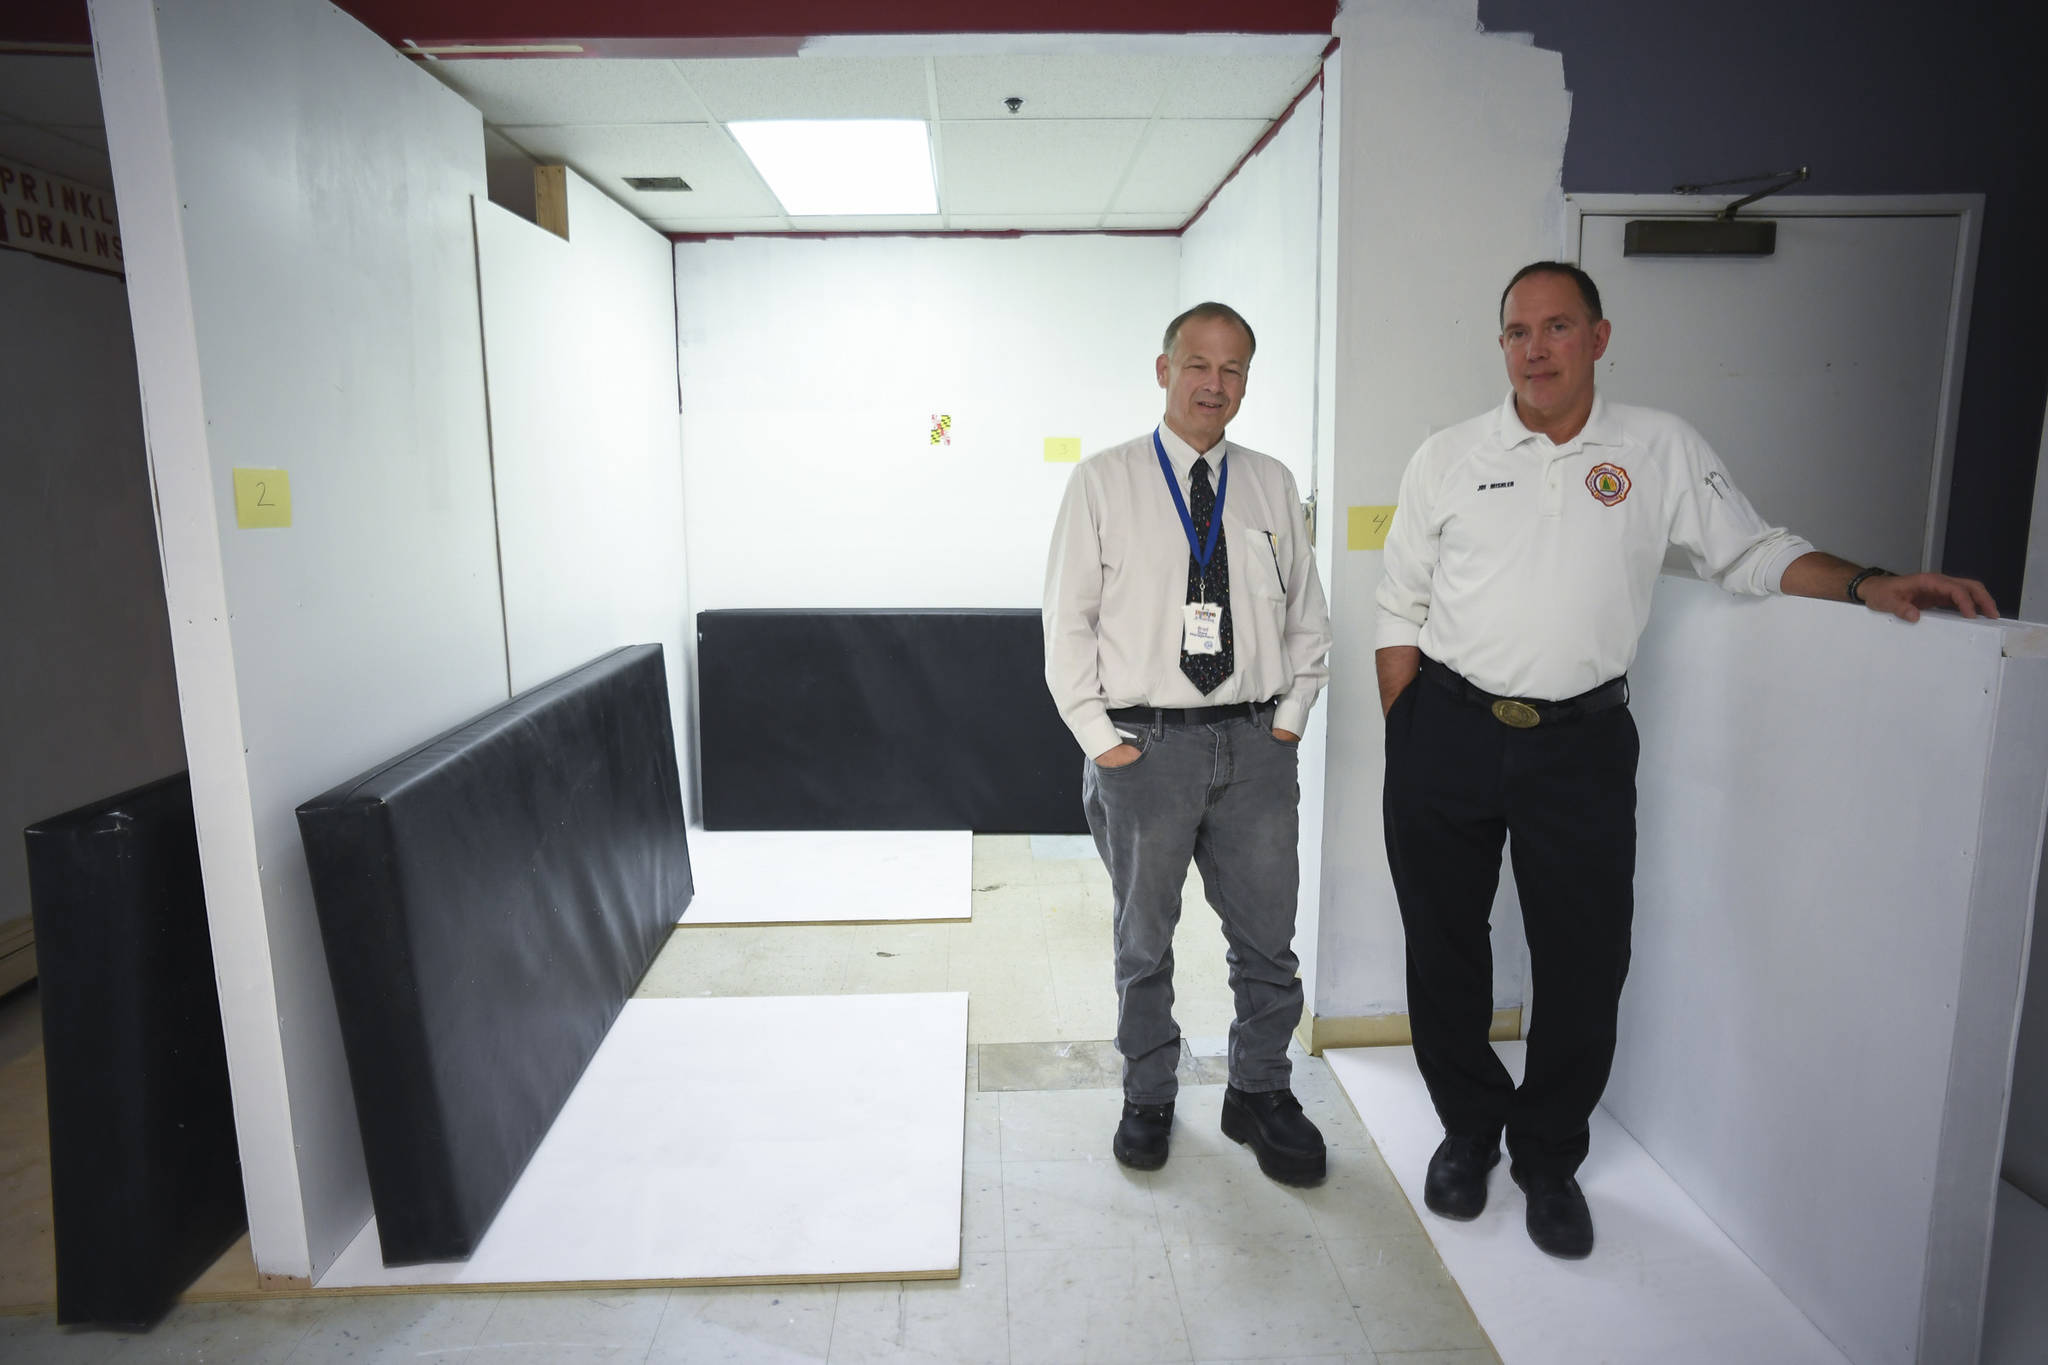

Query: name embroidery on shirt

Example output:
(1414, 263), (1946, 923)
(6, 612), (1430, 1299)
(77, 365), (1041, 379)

(1476, 480), (1516, 491)
(1586, 462), (1631, 507)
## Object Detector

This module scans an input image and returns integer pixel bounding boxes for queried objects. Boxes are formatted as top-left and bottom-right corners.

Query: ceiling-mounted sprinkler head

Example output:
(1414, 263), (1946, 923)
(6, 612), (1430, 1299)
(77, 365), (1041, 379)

(1004, 97), (1024, 114)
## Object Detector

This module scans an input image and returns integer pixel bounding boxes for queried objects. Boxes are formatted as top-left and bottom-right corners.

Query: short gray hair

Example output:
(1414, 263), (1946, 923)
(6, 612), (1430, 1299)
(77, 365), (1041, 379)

(1162, 302), (1256, 359)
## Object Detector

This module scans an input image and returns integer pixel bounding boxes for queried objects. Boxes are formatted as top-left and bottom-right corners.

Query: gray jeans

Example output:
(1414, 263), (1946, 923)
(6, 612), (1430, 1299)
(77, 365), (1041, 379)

(1082, 708), (1304, 1104)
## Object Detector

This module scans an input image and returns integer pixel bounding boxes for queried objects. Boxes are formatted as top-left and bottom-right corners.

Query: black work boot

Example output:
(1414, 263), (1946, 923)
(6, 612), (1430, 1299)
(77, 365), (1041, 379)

(1512, 1164), (1595, 1259)
(1423, 1134), (1502, 1220)
(1220, 1086), (1327, 1186)
(1112, 1100), (1174, 1171)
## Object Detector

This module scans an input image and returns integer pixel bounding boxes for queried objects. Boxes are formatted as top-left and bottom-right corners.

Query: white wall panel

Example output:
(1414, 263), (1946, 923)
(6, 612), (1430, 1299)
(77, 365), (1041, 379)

(1174, 76), (1335, 1019)
(1613, 578), (2048, 1365)
(92, 0), (508, 1280)
(674, 234), (1176, 613)
(475, 171), (692, 810)
(1315, 1), (1569, 1020)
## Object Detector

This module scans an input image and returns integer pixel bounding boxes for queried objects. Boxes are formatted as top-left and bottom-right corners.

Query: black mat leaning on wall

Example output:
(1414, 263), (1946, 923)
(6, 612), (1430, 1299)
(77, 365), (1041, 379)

(26, 773), (246, 1328)
(697, 609), (1088, 834)
(297, 644), (691, 1266)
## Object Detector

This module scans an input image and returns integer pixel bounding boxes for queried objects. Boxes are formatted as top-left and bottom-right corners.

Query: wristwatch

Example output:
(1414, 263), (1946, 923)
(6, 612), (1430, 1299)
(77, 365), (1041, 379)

(1845, 566), (1892, 604)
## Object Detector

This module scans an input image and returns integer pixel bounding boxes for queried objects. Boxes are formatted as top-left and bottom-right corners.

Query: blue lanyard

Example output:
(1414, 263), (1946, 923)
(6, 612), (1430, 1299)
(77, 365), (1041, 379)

(1153, 428), (1227, 573)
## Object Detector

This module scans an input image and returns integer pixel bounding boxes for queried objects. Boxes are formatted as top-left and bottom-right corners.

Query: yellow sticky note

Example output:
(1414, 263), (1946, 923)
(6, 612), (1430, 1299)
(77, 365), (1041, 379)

(1044, 437), (1081, 463)
(1348, 504), (1396, 551)
(233, 468), (292, 528)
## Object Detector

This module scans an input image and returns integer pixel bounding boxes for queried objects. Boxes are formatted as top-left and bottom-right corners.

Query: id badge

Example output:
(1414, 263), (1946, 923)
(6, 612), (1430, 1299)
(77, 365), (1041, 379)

(1182, 601), (1223, 655)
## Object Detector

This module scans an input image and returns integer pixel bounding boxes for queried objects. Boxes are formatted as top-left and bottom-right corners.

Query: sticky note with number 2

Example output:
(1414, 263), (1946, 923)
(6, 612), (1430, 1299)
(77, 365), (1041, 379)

(1348, 505), (1395, 551)
(233, 468), (292, 528)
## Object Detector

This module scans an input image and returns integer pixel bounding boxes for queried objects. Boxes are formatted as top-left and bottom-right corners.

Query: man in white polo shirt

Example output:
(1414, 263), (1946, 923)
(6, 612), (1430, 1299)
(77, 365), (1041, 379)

(1375, 261), (1997, 1259)
(1045, 302), (1333, 1184)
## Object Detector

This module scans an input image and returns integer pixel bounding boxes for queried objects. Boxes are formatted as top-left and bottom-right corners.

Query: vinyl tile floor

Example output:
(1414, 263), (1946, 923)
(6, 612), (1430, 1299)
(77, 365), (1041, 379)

(0, 834), (1498, 1364)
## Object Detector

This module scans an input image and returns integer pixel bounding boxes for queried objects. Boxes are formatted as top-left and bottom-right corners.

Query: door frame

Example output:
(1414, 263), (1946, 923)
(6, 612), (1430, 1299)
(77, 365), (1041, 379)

(1565, 194), (1983, 574)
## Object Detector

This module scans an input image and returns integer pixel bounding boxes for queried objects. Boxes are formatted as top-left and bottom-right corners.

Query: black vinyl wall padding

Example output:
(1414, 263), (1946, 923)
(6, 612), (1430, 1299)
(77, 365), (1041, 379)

(297, 644), (692, 1265)
(25, 772), (247, 1329)
(696, 610), (1088, 834)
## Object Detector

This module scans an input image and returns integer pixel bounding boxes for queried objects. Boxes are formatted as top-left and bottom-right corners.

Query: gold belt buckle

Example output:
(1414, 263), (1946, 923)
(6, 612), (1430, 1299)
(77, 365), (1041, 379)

(1490, 698), (1541, 729)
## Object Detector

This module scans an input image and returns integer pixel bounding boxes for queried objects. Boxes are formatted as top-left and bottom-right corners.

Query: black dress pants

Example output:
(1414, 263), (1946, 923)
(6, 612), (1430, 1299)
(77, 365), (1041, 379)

(1382, 664), (1639, 1177)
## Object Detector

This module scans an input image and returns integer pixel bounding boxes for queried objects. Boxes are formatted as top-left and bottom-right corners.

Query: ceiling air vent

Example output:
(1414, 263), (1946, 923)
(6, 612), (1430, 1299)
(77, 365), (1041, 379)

(624, 176), (693, 192)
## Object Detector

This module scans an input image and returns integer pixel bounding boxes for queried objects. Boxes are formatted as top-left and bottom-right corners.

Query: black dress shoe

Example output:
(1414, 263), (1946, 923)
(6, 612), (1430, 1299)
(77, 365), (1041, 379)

(1512, 1165), (1595, 1259)
(1220, 1086), (1327, 1186)
(1112, 1101), (1174, 1170)
(1423, 1134), (1501, 1221)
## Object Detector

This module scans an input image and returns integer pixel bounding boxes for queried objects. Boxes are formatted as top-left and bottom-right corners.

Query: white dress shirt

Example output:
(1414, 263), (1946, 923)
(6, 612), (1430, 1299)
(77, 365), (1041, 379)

(1045, 425), (1334, 759)
(1375, 394), (1813, 700)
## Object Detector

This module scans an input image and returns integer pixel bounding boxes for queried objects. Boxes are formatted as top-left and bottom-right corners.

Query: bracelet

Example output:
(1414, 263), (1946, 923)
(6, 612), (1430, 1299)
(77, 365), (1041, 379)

(1845, 566), (1892, 604)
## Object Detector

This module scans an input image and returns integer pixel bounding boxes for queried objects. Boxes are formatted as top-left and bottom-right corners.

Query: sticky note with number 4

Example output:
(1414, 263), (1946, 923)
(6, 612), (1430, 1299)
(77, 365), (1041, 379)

(1348, 505), (1396, 551)
(233, 468), (292, 528)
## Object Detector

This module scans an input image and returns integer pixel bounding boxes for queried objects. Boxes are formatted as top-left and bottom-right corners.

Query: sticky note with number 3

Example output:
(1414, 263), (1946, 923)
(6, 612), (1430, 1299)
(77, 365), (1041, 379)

(1348, 505), (1395, 551)
(233, 468), (292, 528)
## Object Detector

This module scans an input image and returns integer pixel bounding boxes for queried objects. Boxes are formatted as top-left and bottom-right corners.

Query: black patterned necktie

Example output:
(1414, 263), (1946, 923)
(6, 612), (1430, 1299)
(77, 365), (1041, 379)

(1179, 456), (1234, 694)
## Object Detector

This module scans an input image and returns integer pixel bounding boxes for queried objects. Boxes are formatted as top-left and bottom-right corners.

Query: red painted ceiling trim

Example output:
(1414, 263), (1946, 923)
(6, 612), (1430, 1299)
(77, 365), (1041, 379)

(1177, 35), (1336, 235)
(11, 1), (1337, 48)
(669, 227), (1183, 243)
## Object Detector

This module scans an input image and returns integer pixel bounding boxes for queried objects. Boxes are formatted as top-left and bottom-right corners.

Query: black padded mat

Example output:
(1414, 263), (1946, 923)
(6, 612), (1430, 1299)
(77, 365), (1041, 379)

(297, 644), (691, 1265)
(25, 772), (246, 1328)
(696, 609), (1087, 833)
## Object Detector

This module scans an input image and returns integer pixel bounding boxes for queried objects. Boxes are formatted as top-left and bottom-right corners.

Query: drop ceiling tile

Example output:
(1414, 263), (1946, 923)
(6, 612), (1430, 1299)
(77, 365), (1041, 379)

(947, 215), (1111, 230)
(1101, 213), (1188, 230)
(498, 124), (780, 217)
(937, 119), (1146, 216)
(0, 56), (102, 126)
(931, 55), (1175, 120)
(673, 57), (930, 121)
(426, 58), (711, 126)
(1154, 56), (1324, 119)
(1110, 119), (1270, 215)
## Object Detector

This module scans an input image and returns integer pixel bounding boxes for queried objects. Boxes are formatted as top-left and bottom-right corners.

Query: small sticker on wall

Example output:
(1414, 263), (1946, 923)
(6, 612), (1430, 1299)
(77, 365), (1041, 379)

(1347, 505), (1395, 551)
(232, 467), (292, 528)
(929, 414), (953, 446)
(1043, 437), (1081, 463)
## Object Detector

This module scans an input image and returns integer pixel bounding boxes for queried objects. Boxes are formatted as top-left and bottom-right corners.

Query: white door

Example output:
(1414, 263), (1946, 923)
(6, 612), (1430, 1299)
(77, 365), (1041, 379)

(1573, 198), (1977, 573)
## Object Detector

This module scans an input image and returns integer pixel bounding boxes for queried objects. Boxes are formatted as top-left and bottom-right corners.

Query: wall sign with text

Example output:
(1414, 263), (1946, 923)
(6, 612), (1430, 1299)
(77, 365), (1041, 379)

(0, 156), (123, 277)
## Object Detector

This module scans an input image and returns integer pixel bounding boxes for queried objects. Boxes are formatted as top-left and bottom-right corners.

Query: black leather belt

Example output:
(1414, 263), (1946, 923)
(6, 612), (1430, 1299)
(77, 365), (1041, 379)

(1419, 657), (1626, 729)
(1107, 698), (1278, 727)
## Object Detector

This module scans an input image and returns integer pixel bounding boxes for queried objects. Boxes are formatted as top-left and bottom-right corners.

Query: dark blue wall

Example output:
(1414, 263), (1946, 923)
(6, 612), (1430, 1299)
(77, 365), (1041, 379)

(1479, 0), (2047, 606)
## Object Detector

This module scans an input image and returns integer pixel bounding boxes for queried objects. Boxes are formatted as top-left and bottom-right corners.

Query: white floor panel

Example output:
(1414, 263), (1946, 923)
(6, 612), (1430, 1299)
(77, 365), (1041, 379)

(680, 828), (971, 924)
(318, 993), (967, 1288)
(1325, 1042), (1848, 1365)
(1982, 1181), (2048, 1365)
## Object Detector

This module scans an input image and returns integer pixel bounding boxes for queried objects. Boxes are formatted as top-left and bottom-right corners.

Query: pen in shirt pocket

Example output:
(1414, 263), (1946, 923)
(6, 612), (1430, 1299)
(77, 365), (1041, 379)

(1265, 531), (1285, 591)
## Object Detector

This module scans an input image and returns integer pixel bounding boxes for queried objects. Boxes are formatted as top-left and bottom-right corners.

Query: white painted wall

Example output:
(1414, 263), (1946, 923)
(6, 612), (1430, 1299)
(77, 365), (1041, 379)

(1611, 579), (2048, 1365)
(1176, 69), (1337, 1018)
(92, 0), (509, 1280)
(1315, 0), (1569, 1020)
(0, 248), (185, 941)
(674, 234), (1177, 612)
(475, 173), (692, 807)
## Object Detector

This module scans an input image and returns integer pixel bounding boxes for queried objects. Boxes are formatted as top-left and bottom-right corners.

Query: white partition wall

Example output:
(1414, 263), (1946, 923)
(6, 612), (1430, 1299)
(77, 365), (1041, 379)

(474, 175), (692, 799)
(1612, 577), (2048, 1365)
(674, 233), (1176, 613)
(1176, 68), (1339, 1022)
(92, 0), (512, 1280)
(1313, 0), (1569, 1027)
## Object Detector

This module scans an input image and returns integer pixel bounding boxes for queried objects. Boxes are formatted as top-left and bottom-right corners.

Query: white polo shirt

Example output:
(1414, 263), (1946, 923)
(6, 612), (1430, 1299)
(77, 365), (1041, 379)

(1375, 394), (1813, 701)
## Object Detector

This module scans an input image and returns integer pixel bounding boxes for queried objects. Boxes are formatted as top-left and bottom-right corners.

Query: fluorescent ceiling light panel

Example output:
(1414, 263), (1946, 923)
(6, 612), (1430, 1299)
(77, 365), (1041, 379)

(728, 119), (938, 216)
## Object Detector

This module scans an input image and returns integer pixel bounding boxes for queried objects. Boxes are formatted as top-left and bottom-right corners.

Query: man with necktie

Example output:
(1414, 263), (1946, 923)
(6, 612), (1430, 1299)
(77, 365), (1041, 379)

(1043, 302), (1335, 1182)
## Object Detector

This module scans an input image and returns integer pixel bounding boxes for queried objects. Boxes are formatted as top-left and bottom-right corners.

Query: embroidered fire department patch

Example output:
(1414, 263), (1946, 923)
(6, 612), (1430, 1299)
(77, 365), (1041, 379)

(1586, 462), (1630, 506)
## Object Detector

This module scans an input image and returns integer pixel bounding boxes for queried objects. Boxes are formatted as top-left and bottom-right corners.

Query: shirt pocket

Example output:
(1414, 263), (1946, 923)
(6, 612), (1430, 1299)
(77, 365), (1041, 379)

(1227, 523), (1288, 600)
